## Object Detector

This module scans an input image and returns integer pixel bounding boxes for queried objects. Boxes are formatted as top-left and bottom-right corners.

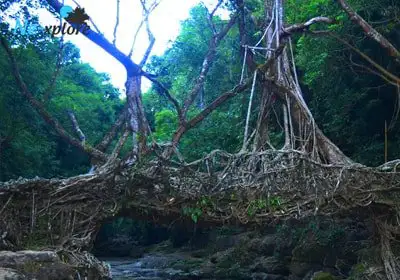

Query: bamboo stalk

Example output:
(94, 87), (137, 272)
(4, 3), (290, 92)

(385, 120), (388, 163)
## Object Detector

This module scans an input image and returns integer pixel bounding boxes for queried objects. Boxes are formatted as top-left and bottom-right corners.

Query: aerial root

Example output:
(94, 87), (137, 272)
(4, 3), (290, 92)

(370, 219), (400, 280)
(1, 150), (400, 255)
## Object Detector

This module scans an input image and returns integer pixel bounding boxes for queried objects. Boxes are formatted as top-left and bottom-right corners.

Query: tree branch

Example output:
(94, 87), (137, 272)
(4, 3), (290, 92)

(44, 39), (64, 103)
(112, 0), (120, 46)
(216, 13), (238, 43)
(0, 36), (107, 161)
(109, 126), (129, 161)
(142, 73), (184, 123)
(331, 33), (400, 85)
(139, 0), (159, 67)
(46, 0), (142, 76)
(336, 0), (400, 63)
(171, 14), (337, 149)
(129, 19), (145, 58)
(47, 0), (179, 115)
(282, 17), (334, 36)
(203, 0), (223, 34)
(67, 110), (86, 144)
(209, 0), (223, 18)
(172, 78), (253, 145)
(350, 57), (398, 87)
(181, 12), (237, 117)
(96, 106), (128, 152)
(129, 0), (160, 59)
(236, 0), (257, 72)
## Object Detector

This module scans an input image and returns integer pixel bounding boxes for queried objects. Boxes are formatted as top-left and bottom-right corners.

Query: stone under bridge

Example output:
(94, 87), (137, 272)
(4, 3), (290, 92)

(1, 150), (400, 253)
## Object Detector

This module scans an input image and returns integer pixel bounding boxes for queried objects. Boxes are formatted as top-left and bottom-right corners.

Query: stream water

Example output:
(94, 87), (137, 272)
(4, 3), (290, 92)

(103, 254), (190, 280)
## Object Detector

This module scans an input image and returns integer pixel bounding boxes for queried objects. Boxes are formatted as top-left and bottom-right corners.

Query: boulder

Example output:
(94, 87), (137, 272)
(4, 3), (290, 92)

(0, 268), (25, 280)
(292, 242), (326, 264)
(289, 261), (320, 278)
(251, 272), (287, 280)
(0, 251), (58, 268)
(30, 263), (76, 280)
(250, 256), (289, 275)
(311, 271), (337, 280)
(248, 235), (276, 256)
(0, 250), (110, 280)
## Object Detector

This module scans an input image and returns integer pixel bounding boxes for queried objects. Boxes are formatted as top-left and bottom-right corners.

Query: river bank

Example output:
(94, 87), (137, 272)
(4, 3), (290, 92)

(96, 215), (380, 280)
(0, 214), (388, 279)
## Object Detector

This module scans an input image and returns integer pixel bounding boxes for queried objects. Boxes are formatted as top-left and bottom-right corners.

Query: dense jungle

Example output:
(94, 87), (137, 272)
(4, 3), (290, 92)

(0, 0), (400, 279)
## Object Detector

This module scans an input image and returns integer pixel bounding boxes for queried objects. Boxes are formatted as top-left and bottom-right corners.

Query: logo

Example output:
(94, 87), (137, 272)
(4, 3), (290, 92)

(13, 5), (91, 37)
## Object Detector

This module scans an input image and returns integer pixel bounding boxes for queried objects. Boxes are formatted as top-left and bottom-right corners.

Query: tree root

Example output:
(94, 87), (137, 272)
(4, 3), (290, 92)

(1, 150), (400, 278)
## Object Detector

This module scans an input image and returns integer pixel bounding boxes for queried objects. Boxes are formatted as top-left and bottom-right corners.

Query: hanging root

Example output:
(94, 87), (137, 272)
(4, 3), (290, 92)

(1, 149), (400, 266)
(376, 219), (400, 280)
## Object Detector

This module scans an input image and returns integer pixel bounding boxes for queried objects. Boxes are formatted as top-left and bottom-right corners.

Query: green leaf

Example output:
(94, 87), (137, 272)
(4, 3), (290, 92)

(191, 213), (198, 223)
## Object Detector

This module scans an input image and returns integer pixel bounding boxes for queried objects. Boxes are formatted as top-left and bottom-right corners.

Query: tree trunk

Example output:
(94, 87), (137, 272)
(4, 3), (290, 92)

(268, 50), (353, 164)
(125, 76), (148, 162)
(252, 0), (353, 164)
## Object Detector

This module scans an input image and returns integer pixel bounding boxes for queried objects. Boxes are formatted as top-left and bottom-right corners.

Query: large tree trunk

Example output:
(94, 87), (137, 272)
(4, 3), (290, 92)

(252, 0), (353, 164)
(125, 76), (148, 162)
(269, 59), (353, 164)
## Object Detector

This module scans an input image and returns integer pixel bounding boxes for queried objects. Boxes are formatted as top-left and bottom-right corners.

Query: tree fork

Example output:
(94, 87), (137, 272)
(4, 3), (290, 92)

(245, 0), (354, 164)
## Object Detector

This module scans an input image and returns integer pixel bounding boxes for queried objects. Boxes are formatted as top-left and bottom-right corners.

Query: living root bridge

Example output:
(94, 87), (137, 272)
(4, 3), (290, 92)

(1, 150), (400, 251)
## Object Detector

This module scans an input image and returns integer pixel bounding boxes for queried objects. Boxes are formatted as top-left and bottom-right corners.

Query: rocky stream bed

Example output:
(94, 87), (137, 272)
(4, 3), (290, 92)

(95, 215), (378, 280)
(0, 215), (385, 279)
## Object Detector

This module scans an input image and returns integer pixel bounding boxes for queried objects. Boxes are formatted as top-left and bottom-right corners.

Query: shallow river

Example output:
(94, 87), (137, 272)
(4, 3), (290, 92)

(103, 254), (191, 280)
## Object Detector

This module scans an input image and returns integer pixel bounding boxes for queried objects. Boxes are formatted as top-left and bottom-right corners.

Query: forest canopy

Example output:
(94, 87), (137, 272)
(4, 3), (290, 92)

(0, 0), (399, 181)
(1, 2), (400, 279)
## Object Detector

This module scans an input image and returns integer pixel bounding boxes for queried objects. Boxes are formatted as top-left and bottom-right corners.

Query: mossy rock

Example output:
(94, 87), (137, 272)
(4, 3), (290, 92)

(146, 240), (177, 253)
(215, 264), (252, 279)
(292, 242), (327, 264)
(348, 263), (367, 279)
(170, 258), (205, 272)
(21, 261), (42, 273)
(312, 271), (337, 280)
(250, 256), (289, 275)
(215, 241), (257, 269)
(23, 262), (76, 280)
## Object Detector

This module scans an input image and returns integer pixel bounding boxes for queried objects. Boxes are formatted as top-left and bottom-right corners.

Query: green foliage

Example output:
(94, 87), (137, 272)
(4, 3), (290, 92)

(146, 0), (400, 167)
(145, 4), (245, 161)
(312, 272), (337, 280)
(154, 109), (178, 142)
(247, 198), (267, 217)
(0, 37), (122, 180)
(197, 196), (212, 208)
(182, 206), (203, 223)
(247, 196), (282, 217)
(285, 0), (400, 166)
(2, 0), (400, 181)
(181, 196), (215, 223)
(276, 219), (345, 249)
(348, 263), (367, 280)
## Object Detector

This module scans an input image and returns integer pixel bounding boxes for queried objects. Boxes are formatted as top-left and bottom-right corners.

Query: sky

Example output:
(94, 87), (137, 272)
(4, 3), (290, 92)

(7, 0), (224, 92)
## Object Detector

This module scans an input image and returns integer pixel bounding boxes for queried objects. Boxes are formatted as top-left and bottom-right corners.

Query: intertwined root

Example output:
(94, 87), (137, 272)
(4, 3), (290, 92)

(1, 150), (400, 278)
